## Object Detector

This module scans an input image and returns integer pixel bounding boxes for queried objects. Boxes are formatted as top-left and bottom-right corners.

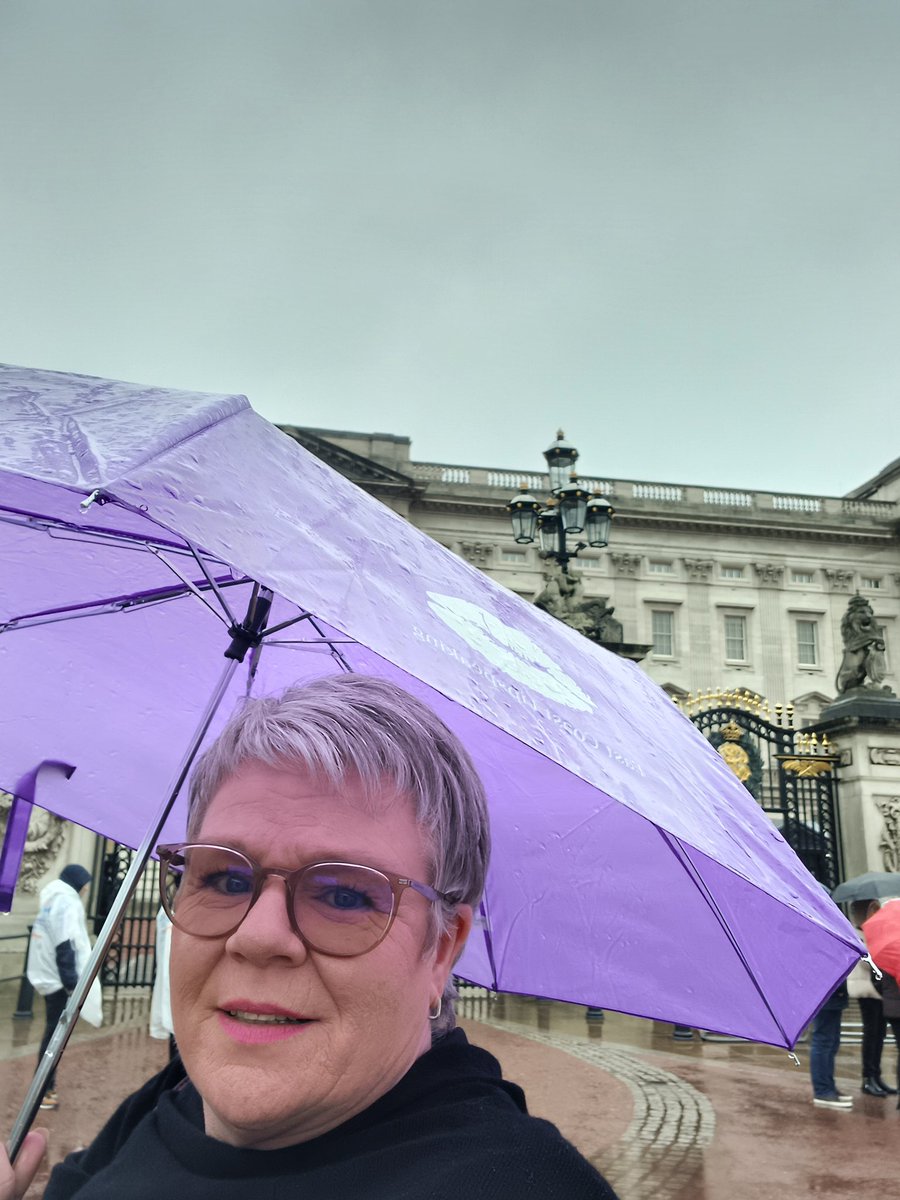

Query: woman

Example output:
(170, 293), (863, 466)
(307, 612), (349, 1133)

(879, 969), (900, 1106)
(5, 675), (617, 1198)
(848, 899), (896, 1097)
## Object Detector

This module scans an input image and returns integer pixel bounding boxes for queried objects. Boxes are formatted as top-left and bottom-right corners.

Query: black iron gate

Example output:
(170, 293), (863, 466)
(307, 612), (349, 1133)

(685, 691), (843, 889)
(88, 839), (159, 995)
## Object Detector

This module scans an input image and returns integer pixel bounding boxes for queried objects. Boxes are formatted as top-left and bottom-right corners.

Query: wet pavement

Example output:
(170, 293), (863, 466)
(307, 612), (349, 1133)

(1, 982), (897, 1198)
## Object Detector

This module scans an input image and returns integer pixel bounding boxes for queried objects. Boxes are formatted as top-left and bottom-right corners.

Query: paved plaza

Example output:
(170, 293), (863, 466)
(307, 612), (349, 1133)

(1, 984), (896, 1199)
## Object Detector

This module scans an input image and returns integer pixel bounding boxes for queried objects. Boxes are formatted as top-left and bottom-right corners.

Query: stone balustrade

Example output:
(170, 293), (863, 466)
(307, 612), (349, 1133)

(407, 461), (896, 522)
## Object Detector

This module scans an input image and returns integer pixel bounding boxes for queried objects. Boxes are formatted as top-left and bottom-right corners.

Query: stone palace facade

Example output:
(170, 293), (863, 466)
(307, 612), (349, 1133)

(282, 426), (900, 725)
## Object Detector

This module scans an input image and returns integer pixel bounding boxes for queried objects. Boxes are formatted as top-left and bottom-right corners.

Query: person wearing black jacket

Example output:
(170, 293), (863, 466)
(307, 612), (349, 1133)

(43, 1028), (611, 1199)
(5, 677), (618, 1199)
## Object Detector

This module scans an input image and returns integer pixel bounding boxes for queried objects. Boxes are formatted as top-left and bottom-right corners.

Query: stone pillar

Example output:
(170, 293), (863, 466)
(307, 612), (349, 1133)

(682, 559), (714, 687)
(812, 695), (900, 877)
(753, 563), (787, 702)
(607, 553), (641, 646)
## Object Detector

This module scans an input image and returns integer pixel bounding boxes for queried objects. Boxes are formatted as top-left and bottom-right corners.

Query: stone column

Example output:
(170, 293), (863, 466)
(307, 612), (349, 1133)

(812, 695), (900, 877)
(682, 559), (714, 687)
(608, 553), (642, 644)
(753, 563), (787, 702)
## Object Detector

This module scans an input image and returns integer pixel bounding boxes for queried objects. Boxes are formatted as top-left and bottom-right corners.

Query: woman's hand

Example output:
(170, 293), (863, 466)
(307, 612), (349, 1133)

(0, 1130), (48, 1200)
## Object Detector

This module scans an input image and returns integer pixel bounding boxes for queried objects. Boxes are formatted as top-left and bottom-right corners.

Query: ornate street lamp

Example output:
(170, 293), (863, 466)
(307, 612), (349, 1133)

(508, 487), (541, 545)
(506, 431), (615, 571)
(584, 493), (614, 549)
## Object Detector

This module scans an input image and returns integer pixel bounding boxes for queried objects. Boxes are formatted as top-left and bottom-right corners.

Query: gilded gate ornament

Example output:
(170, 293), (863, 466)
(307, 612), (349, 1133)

(707, 721), (763, 798)
(718, 741), (751, 783)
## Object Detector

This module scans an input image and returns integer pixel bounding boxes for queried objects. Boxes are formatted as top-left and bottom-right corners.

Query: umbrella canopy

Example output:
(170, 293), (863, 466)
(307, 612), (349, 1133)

(862, 901), (900, 980)
(0, 364), (859, 1049)
(832, 872), (900, 904)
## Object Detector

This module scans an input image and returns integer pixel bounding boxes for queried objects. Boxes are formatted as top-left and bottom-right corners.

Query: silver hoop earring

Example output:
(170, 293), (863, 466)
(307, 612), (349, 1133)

(428, 996), (442, 1021)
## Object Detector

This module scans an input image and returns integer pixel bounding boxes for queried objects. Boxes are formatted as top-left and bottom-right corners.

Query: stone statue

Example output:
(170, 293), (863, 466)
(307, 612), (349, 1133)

(0, 792), (67, 893)
(533, 565), (580, 622)
(534, 564), (623, 646)
(835, 594), (891, 694)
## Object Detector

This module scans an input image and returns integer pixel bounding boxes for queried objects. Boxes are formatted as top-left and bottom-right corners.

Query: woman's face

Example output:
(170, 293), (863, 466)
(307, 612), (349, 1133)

(169, 761), (471, 1149)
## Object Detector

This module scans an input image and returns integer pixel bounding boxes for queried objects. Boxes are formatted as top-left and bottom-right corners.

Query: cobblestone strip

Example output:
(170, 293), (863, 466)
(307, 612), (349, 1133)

(488, 1021), (715, 1200)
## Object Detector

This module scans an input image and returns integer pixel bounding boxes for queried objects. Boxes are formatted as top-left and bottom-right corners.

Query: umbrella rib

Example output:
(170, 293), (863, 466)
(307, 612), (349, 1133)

(304, 613), (355, 672)
(259, 611), (317, 638)
(0, 505), (210, 558)
(1, 577), (246, 633)
(265, 638), (358, 646)
(182, 537), (241, 627)
(657, 828), (791, 1047)
(147, 546), (234, 627)
(477, 898), (500, 991)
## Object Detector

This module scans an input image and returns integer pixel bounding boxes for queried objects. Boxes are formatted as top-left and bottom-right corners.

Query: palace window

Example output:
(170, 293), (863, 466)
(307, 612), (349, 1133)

(651, 610), (675, 657)
(648, 560), (674, 574)
(724, 614), (747, 662)
(791, 570), (814, 585)
(796, 619), (819, 666)
(500, 549), (528, 565)
(861, 576), (882, 590)
(721, 565), (744, 580)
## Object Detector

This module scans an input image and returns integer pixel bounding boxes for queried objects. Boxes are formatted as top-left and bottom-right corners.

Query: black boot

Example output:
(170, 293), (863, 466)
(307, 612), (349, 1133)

(861, 1077), (889, 1096)
(874, 1076), (898, 1095)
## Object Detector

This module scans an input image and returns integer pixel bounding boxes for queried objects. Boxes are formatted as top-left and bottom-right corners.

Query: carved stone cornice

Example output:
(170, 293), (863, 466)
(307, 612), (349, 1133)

(824, 568), (854, 592)
(871, 747), (900, 767)
(458, 541), (493, 567)
(280, 428), (422, 496)
(683, 558), (714, 582)
(753, 562), (785, 587)
(0, 793), (67, 894)
(877, 796), (900, 873)
(609, 553), (641, 577)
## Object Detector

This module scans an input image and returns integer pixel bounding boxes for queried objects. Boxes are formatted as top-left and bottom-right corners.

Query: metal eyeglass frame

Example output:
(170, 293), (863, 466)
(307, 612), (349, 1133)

(157, 842), (452, 958)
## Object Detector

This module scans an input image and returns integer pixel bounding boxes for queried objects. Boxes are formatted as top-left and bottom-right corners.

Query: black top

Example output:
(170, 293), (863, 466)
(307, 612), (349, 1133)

(45, 1029), (618, 1199)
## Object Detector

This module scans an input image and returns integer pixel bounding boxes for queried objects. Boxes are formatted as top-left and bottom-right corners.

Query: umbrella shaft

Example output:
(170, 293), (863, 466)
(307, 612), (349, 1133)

(6, 656), (240, 1163)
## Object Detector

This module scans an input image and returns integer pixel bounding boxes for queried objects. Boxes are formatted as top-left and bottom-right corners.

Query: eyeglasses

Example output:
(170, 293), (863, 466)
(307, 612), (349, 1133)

(157, 843), (451, 959)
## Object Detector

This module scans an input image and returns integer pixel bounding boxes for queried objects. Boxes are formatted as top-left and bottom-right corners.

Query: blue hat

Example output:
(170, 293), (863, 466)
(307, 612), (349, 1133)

(59, 864), (92, 892)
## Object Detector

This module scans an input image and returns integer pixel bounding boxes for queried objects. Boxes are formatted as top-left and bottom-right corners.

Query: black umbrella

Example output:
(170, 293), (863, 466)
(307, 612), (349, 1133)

(832, 872), (900, 904)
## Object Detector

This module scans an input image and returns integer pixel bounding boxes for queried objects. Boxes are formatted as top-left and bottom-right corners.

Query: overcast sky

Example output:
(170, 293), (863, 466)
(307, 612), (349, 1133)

(2, 1), (899, 494)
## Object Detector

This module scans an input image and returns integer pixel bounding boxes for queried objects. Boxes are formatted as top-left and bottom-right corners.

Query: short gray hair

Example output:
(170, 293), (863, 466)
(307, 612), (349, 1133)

(186, 674), (490, 1035)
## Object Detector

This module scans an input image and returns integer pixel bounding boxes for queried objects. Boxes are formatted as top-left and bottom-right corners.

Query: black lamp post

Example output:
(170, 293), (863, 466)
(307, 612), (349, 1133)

(506, 431), (614, 572)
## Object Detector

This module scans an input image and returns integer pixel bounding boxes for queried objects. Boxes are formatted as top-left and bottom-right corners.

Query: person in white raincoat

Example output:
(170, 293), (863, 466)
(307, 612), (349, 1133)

(26, 864), (102, 1109)
(149, 907), (176, 1057)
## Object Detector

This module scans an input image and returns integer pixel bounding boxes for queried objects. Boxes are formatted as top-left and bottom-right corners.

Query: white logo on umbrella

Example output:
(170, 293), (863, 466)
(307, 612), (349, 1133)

(426, 592), (594, 713)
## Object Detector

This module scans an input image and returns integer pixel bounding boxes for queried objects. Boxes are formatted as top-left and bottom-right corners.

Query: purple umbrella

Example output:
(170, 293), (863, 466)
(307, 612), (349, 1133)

(1, 365), (858, 1148)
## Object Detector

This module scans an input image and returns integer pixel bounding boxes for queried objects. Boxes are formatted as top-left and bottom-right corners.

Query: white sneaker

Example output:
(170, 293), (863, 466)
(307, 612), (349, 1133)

(813, 1094), (852, 1109)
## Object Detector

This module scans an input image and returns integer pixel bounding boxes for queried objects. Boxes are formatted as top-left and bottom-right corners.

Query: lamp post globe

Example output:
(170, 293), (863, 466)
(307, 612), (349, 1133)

(585, 494), (615, 548)
(537, 503), (562, 557)
(543, 430), (579, 494)
(557, 474), (591, 534)
(506, 486), (541, 545)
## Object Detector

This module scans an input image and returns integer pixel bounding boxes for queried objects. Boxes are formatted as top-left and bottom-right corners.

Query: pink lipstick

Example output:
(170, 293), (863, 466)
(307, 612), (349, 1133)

(217, 1001), (313, 1045)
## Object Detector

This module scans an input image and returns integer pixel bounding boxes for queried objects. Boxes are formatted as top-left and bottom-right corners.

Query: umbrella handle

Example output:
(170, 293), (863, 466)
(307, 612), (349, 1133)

(5, 655), (240, 1163)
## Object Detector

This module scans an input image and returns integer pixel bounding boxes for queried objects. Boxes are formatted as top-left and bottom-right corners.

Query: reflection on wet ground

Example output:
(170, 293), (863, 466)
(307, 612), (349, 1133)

(1, 982), (897, 1199)
(456, 989), (899, 1200)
